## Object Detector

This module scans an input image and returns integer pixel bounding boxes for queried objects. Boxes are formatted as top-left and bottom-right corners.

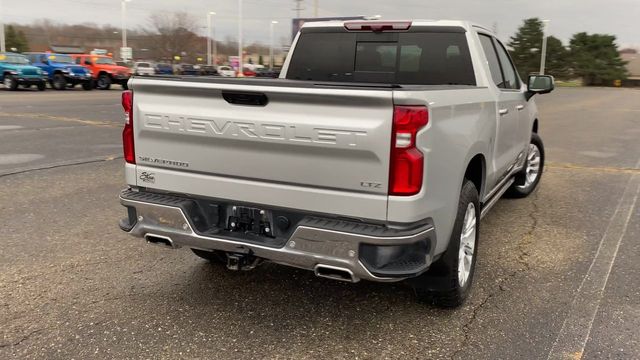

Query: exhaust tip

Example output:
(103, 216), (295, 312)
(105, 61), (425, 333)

(145, 234), (175, 249)
(314, 265), (356, 283)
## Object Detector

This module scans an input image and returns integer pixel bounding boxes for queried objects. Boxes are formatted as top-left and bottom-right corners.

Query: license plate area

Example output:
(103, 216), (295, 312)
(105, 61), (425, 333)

(226, 205), (274, 238)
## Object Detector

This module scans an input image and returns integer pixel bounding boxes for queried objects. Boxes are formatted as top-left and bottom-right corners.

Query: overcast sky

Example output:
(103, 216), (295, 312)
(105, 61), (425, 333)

(3, 0), (639, 48)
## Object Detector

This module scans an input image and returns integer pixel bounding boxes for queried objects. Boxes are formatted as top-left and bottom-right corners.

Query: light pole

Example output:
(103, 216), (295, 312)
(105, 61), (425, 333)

(0, 0), (6, 53)
(206, 11), (216, 66)
(539, 20), (550, 75)
(269, 21), (278, 70)
(121, 0), (132, 61)
(238, 0), (243, 77)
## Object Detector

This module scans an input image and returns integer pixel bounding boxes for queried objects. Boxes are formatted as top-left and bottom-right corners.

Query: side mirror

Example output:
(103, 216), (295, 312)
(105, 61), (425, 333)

(526, 75), (555, 100)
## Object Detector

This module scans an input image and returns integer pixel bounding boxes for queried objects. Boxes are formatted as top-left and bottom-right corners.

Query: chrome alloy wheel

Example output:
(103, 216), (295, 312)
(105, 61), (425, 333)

(517, 143), (541, 190)
(458, 202), (477, 287)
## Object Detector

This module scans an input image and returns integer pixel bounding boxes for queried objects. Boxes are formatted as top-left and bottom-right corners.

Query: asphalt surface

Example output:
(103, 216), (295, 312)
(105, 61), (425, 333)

(0, 87), (639, 359)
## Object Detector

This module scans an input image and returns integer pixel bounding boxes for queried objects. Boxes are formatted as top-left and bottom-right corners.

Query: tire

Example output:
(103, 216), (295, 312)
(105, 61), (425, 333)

(37, 82), (46, 91)
(96, 74), (111, 90)
(408, 180), (480, 307)
(191, 248), (227, 264)
(3, 74), (18, 90)
(81, 82), (93, 91)
(52, 73), (66, 90)
(121, 82), (129, 90)
(505, 133), (545, 198)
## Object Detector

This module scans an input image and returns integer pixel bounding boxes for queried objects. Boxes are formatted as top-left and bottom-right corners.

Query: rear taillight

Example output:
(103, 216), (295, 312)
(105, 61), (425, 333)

(121, 90), (135, 164)
(389, 106), (428, 196)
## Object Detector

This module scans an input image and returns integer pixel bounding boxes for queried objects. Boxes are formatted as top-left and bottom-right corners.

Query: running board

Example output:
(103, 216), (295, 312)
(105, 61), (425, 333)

(481, 178), (515, 219)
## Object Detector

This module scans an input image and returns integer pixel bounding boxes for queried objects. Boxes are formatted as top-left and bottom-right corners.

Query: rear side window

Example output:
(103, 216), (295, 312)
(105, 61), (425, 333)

(479, 34), (504, 88)
(287, 31), (476, 85)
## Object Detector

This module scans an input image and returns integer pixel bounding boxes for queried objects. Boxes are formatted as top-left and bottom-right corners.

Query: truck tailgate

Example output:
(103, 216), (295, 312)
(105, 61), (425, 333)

(129, 78), (394, 220)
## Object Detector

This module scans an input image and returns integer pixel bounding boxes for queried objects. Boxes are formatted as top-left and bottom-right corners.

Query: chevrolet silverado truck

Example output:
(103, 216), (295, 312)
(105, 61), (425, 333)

(118, 20), (554, 307)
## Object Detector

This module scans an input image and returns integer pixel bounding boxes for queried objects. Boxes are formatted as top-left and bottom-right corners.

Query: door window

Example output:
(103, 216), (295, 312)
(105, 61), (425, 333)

(494, 41), (520, 89)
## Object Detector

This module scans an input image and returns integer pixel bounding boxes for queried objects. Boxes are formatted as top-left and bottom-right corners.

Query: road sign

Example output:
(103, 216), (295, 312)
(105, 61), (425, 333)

(120, 47), (133, 60)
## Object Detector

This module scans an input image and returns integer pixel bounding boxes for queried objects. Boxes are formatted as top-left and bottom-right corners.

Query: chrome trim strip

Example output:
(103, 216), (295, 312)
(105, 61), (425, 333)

(481, 178), (514, 219)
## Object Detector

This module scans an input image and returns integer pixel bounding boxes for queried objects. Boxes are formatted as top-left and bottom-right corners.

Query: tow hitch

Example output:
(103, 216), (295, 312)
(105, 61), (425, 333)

(226, 253), (261, 271)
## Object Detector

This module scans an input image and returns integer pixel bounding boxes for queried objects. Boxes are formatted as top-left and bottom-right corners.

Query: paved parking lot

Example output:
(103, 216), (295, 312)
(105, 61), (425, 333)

(1, 87), (639, 359)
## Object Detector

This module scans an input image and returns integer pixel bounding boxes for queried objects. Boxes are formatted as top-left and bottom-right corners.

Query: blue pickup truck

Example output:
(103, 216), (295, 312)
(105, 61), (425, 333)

(24, 52), (93, 90)
(0, 53), (47, 91)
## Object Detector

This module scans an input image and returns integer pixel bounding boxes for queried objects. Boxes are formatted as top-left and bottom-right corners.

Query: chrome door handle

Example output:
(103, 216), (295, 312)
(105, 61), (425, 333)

(499, 108), (509, 115)
(516, 105), (525, 111)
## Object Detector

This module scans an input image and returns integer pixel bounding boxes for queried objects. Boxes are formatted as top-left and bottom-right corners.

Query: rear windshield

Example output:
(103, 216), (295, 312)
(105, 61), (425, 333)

(286, 31), (476, 85)
(137, 63), (150, 67)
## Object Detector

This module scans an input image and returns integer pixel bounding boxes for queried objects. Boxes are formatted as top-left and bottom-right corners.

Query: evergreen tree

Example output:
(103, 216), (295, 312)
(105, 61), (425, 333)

(569, 32), (627, 85)
(507, 18), (572, 80)
(5, 25), (30, 52)
(508, 18), (544, 79)
(258, 55), (264, 66)
(544, 36), (571, 79)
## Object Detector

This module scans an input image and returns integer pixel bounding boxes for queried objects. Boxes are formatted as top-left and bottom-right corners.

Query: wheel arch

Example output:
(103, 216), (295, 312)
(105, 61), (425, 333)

(532, 118), (539, 133)
(464, 154), (486, 199)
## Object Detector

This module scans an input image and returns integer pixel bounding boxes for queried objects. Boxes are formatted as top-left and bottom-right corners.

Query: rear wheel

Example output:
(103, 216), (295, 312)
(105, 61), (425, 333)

(96, 74), (111, 90)
(81, 82), (93, 91)
(3, 75), (18, 90)
(191, 249), (227, 264)
(121, 82), (129, 90)
(37, 81), (46, 91)
(409, 180), (479, 307)
(52, 74), (66, 90)
(505, 133), (544, 198)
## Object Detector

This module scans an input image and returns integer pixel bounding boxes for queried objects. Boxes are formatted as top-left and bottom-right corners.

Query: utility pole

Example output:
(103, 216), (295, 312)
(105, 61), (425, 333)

(293, 0), (304, 18)
(238, 0), (244, 77)
(539, 20), (550, 75)
(269, 21), (278, 70)
(121, 0), (132, 61)
(206, 11), (216, 66)
(0, 0), (5, 53)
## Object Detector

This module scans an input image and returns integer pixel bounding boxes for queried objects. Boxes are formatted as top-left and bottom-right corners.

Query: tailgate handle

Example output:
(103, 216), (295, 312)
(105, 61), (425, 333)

(222, 92), (269, 106)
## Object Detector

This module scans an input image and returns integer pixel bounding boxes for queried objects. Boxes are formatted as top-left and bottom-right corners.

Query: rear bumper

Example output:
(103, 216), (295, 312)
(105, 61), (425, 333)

(119, 189), (437, 282)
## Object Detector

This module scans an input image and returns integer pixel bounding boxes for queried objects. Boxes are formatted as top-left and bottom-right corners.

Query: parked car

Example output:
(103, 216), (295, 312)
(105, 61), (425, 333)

(117, 20), (554, 307)
(25, 52), (92, 90)
(254, 68), (280, 78)
(173, 63), (199, 76)
(154, 63), (173, 75)
(71, 54), (131, 90)
(0, 52), (47, 91)
(199, 65), (219, 76)
(133, 61), (156, 76)
(242, 67), (257, 77)
(217, 66), (236, 77)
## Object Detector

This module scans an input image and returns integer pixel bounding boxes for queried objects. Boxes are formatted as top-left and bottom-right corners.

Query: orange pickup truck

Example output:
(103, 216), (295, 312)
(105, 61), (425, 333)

(71, 54), (131, 90)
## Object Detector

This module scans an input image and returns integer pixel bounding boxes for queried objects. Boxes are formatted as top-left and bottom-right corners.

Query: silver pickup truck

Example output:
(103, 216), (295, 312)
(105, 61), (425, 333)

(118, 20), (554, 307)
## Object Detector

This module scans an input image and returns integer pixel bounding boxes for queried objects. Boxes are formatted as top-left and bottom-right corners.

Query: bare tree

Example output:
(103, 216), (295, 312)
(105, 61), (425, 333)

(144, 12), (203, 63)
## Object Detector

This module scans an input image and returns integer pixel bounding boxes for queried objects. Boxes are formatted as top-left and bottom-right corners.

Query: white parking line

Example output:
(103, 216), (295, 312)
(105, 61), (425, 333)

(547, 159), (640, 360)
